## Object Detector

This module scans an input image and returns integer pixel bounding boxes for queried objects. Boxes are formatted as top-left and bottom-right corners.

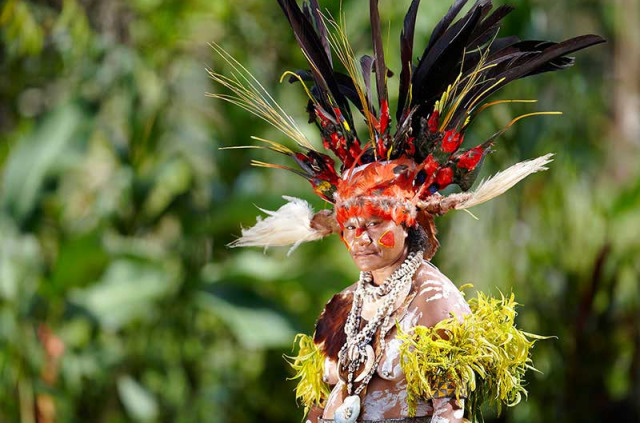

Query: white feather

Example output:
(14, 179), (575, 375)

(457, 153), (554, 210)
(228, 196), (325, 255)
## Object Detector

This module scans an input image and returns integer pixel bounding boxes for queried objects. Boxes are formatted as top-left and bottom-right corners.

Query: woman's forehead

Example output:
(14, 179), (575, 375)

(344, 215), (393, 225)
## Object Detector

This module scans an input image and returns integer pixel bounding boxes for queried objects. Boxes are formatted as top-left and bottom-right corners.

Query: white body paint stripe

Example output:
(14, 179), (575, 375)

(425, 293), (444, 302)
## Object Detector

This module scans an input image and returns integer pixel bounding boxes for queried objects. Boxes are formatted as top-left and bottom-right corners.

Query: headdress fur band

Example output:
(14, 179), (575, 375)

(229, 154), (553, 251)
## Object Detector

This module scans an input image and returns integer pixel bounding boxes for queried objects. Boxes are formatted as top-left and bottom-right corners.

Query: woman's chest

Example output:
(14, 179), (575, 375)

(322, 304), (423, 385)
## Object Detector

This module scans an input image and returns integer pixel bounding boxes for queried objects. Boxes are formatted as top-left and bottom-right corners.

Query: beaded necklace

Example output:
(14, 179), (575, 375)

(334, 250), (423, 423)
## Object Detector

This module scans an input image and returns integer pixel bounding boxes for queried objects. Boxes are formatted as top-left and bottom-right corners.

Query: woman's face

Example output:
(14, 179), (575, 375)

(342, 216), (409, 272)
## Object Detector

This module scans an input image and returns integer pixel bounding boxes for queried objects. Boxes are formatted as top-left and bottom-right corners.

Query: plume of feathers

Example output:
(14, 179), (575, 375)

(213, 0), (603, 252)
(227, 196), (327, 254)
(284, 333), (330, 415)
(455, 153), (553, 210)
(212, 0), (602, 203)
(416, 153), (554, 213)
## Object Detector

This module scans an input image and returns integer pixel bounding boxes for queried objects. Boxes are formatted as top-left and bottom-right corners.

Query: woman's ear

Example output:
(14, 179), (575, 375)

(401, 223), (409, 238)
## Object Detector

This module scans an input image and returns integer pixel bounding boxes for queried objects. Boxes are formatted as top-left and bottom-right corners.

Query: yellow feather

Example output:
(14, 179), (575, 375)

(207, 42), (315, 151)
(322, 11), (376, 147)
(474, 99), (538, 116)
(250, 136), (294, 154)
(280, 70), (317, 104)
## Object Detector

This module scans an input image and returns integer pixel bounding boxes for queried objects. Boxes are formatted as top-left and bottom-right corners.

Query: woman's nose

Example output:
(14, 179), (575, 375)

(354, 228), (372, 245)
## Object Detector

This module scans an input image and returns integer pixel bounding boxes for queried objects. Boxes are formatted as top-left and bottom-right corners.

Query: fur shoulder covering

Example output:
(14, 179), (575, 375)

(313, 290), (353, 361)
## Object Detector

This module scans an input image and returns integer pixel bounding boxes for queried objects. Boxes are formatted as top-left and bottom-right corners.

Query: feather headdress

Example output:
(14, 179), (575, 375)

(212, 0), (604, 250)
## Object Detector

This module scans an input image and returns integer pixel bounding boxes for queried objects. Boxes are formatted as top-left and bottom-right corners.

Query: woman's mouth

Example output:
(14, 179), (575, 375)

(353, 251), (378, 257)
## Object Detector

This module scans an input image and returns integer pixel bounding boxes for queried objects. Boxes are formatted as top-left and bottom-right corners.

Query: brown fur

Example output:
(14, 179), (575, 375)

(417, 211), (440, 260)
(314, 292), (352, 361)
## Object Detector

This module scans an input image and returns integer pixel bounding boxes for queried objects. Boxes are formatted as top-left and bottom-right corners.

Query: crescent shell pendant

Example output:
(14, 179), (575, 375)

(354, 344), (375, 383)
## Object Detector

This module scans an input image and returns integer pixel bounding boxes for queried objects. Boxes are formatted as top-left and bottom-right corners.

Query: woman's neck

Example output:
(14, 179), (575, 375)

(370, 246), (410, 286)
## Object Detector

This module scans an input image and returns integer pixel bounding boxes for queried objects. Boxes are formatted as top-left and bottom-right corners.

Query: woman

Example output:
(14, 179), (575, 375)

(310, 211), (470, 422)
(215, 0), (603, 421)
(285, 157), (541, 423)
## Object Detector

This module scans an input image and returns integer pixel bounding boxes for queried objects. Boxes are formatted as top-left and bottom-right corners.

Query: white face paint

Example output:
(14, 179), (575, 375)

(456, 293), (470, 311)
(432, 397), (452, 419)
(433, 404), (448, 416)
(398, 391), (433, 416)
(415, 398), (434, 416)
(453, 409), (464, 419)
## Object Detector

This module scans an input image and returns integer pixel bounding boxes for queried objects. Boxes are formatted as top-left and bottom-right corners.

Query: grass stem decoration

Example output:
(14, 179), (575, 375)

(398, 291), (549, 422)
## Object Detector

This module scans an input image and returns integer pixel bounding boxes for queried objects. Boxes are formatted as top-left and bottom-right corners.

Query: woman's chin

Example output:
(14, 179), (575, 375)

(352, 254), (384, 272)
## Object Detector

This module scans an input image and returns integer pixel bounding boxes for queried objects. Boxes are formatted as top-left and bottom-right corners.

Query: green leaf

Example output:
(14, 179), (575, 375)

(0, 216), (41, 302)
(1, 104), (85, 222)
(117, 375), (159, 422)
(70, 259), (175, 330)
(198, 291), (295, 349)
(142, 158), (192, 218)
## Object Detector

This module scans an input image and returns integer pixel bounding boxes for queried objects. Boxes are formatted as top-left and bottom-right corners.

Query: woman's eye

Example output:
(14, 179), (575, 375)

(367, 221), (379, 227)
(346, 225), (356, 230)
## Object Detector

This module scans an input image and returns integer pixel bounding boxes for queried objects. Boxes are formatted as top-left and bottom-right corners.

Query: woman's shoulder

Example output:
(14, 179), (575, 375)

(410, 261), (471, 327)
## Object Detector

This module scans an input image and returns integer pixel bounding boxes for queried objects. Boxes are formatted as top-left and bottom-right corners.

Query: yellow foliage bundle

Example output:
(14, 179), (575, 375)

(285, 333), (331, 415)
(398, 291), (547, 421)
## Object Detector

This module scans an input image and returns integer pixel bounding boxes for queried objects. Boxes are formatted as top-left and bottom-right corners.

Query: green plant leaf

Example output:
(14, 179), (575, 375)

(198, 291), (295, 349)
(1, 104), (85, 222)
(70, 259), (176, 330)
(117, 375), (159, 422)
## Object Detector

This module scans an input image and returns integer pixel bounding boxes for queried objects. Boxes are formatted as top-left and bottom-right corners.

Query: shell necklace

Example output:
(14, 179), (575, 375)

(334, 250), (423, 423)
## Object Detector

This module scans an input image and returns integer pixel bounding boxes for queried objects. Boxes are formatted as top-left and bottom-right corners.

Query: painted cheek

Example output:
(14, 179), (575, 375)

(378, 231), (395, 248)
(341, 235), (352, 251)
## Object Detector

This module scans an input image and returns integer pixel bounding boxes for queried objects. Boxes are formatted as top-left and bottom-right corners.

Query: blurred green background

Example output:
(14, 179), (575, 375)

(1, 0), (638, 422)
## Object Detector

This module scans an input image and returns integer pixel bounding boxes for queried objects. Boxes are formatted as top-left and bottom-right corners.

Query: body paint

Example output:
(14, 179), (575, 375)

(341, 235), (353, 251)
(378, 230), (395, 248)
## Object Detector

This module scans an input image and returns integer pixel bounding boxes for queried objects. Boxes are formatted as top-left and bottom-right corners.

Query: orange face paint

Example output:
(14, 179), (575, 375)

(341, 235), (352, 251)
(355, 228), (366, 238)
(378, 230), (395, 248)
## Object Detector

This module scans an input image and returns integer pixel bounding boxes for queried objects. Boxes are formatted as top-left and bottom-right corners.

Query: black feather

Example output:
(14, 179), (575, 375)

(465, 35), (606, 111)
(426, 0), (470, 52)
(468, 4), (513, 46)
(277, 0), (353, 126)
(397, 0), (421, 123)
(308, 0), (332, 66)
(370, 0), (388, 107)
(288, 69), (367, 116)
(439, 35), (605, 130)
(461, 35), (520, 74)
(411, 1), (484, 130)
(360, 55), (376, 114)
(334, 73), (366, 114)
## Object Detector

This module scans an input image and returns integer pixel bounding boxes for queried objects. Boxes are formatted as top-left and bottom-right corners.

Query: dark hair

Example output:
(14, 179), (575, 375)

(408, 226), (428, 252)
(407, 214), (440, 260)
